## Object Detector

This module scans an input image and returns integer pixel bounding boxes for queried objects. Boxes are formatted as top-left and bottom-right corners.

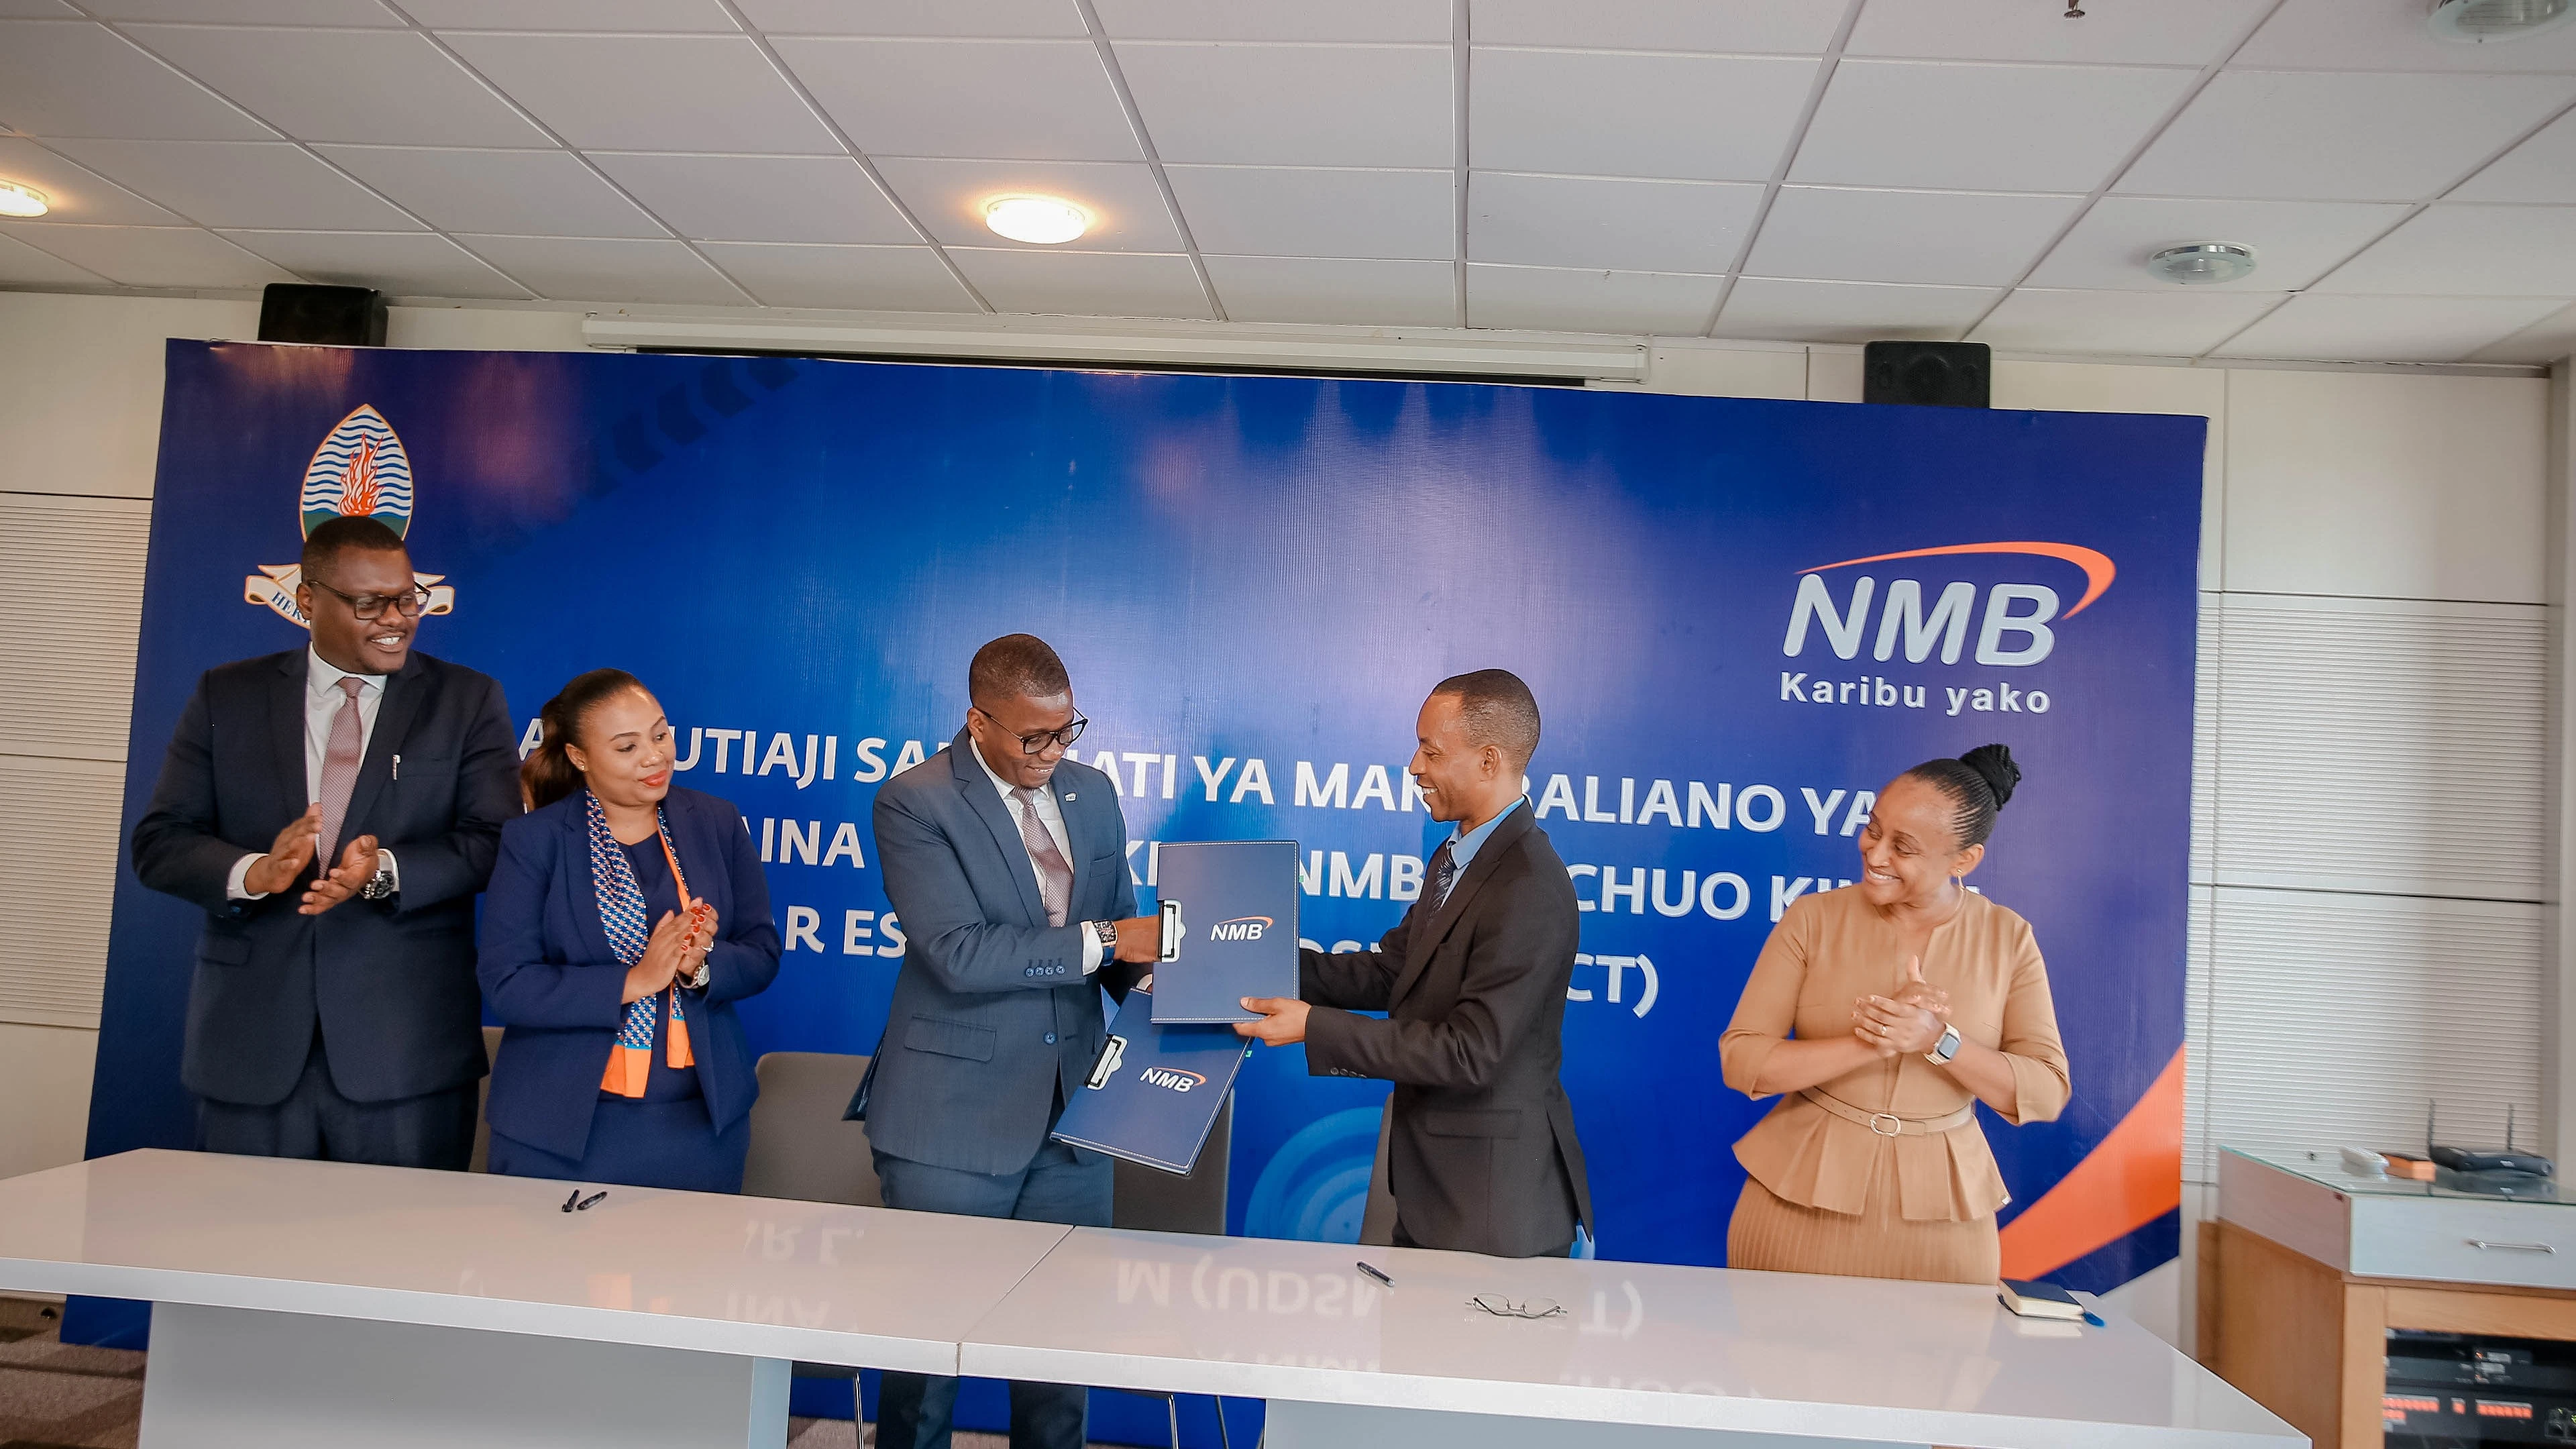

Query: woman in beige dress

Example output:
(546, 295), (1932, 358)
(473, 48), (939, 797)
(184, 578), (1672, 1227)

(1720, 744), (2068, 1285)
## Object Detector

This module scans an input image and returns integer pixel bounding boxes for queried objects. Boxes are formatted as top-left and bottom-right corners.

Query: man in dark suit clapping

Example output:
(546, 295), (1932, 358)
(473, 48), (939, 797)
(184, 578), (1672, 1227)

(133, 515), (520, 1170)
(1237, 669), (1593, 1259)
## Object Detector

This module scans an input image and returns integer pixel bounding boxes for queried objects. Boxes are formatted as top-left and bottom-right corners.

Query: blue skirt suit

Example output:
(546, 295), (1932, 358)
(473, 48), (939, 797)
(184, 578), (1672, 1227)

(477, 786), (781, 1191)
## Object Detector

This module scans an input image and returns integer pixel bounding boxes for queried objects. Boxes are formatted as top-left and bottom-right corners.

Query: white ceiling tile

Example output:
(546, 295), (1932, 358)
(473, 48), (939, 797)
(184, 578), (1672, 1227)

(318, 145), (664, 236)
(441, 34), (839, 154)
(2121, 70), (2576, 202)
(2236, 0), (2576, 73)
(2026, 196), (2411, 291)
(1793, 60), (2198, 193)
(1971, 286), (2286, 356)
(447, 234), (747, 304)
(0, 227), (107, 284)
(89, 0), (396, 21)
(0, 220), (295, 286)
(2213, 293), (2569, 362)
(2468, 302), (2576, 364)
(1470, 50), (1816, 182)
(215, 229), (531, 298)
(0, 1), (78, 15)
(2455, 109), (2576, 203)
(0, 138), (184, 223)
(740, 0), (1086, 36)
(694, 241), (981, 310)
(1847, 0), (2271, 66)
(871, 157), (1179, 250)
(405, 0), (735, 29)
(1745, 186), (2084, 285)
(1716, 276), (1996, 343)
(2314, 204), (2576, 297)
(1201, 254), (1454, 325)
(47, 138), (421, 229)
(773, 38), (1140, 161)
(945, 246), (1212, 318)
(1468, 0), (1847, 54)
(0, 20), (269, 140)
(1163, 166), (1451, 259)
(1114, 42), (1452, 166)
(124, 25), (549, 148)
(1093, 0), (1448, 42)
(588, 153), (916, 244)
(1468, 172), (1759, 272)
(1465, 262), (1722, 333)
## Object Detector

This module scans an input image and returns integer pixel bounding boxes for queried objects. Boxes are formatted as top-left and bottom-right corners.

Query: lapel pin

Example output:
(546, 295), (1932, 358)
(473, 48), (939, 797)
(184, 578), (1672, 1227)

(1063, 792), (1077, 801)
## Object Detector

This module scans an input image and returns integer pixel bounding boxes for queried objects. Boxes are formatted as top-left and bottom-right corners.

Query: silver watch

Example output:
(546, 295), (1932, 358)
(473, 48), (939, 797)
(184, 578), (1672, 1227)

(682, 957), (711, 991)
(1925, 1021), (1962, 1065)
(359, 862), (396, 902)
(1089, 920), (1118, 952)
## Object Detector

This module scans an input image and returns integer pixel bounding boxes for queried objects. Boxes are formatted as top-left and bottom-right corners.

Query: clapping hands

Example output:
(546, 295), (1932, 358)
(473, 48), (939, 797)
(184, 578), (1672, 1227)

(1853, 955), (1950, 1057)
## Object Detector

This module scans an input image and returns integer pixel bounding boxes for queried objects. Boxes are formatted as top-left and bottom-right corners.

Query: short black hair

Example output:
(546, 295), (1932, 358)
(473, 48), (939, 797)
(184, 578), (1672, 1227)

(301, 515), (407, 581)
(1902, 744), (2022, 849)
(968, 633), (1072, 707)
(1432, 668), (1542, 771)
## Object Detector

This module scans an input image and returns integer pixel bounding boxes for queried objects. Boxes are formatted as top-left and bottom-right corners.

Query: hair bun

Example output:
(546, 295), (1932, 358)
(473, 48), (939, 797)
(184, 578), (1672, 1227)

(1960, 743), (2020, 810)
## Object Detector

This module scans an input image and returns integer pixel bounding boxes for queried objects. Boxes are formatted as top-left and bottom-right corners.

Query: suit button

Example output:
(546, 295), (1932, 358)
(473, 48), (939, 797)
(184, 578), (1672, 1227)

(1044, 1032), (1057, 1044)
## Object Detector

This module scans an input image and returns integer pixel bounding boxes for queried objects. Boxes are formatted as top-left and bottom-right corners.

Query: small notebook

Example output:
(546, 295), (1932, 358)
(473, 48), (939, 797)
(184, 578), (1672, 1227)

(1998, 1279), (2087, 1322)
(1049, 987), (1250, 1175)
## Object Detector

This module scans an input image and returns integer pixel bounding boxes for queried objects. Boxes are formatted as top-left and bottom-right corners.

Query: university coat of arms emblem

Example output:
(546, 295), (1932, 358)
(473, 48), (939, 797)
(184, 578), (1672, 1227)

(243, 405), (457, 626)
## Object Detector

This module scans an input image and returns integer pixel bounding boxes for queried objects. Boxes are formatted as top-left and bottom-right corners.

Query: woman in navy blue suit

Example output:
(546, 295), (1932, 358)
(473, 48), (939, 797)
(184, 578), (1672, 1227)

(479, 669), (781, 1191)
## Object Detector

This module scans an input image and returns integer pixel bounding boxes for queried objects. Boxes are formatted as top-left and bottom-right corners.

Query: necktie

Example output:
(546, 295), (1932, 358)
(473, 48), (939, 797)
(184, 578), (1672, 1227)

(1011, 786), (1074, 927)
(1426, 838), (1460, 912)
(316, 676), (365, 869)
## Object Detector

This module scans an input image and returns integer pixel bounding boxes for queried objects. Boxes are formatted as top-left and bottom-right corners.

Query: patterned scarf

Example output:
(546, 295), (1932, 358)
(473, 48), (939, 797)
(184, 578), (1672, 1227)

(587, 792), (696, 1097)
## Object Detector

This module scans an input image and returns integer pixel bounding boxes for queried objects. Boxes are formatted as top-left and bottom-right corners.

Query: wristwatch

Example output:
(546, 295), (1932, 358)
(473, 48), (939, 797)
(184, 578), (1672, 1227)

(359, 861), (397, 902)
(1925, 1020), (1963, 1065)
(1088, 920), (1118, 954)
(682, 957), (711, 991)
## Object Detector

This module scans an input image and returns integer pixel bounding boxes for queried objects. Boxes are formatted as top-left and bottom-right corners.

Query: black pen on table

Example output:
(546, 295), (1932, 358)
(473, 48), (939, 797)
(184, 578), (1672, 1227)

(1356, 1260), (1393, 1288)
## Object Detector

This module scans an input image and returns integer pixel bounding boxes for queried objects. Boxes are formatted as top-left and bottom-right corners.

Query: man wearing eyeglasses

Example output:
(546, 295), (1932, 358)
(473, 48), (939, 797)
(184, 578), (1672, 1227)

(133, 515), (520, 1171)
(857, 633), (1159, 1449)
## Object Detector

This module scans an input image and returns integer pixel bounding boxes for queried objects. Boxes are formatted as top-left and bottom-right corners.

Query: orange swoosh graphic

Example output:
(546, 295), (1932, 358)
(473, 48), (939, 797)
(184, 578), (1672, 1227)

(1998, 1046), (2184, 1281)
(1799, 542), (2118, 618)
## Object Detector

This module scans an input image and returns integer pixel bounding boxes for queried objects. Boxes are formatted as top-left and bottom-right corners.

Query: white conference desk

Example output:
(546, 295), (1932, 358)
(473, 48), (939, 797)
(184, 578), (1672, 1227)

(0, 1150), (2301, 1449)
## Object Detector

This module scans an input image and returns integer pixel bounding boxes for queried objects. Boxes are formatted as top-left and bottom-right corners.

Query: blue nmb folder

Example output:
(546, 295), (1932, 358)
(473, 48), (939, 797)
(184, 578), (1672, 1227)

(1050, 988), (1248, 1175)
(1150, 839), (1300, 1024)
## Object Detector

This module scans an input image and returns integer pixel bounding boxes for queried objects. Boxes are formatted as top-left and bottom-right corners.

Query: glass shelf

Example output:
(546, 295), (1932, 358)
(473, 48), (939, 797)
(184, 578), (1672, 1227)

(2225, 1146), (2569, 1206)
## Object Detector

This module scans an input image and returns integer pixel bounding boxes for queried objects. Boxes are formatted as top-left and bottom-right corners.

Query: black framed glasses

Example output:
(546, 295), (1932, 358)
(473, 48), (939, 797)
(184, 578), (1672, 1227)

(306, 576), (431, 621)
(974, 707), (1087, 755)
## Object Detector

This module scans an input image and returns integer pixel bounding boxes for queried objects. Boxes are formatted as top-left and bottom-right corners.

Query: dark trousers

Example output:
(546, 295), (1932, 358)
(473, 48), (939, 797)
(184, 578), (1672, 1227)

(488, 1096), (751, 1194)
(872, 1140), (1111, 1449)
(196, 1028), (477, 1171)
(1392, 1219), (1578, 1258)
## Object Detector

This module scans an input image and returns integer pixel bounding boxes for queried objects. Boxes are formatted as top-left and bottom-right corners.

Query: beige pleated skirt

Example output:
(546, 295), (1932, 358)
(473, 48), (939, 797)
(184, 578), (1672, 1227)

(1727, 1171), (2000, 1286)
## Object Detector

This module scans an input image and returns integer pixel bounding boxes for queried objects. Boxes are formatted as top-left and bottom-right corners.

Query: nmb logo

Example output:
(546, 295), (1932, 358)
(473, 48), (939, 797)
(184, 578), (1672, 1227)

(1140, 1067), (1207, 1093)
(1782, 542), (2116, 668)
(1209, 916), (1272, 943)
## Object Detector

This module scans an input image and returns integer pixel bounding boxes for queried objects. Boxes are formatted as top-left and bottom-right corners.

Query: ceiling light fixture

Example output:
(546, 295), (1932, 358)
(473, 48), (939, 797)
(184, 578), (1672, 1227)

(0, 182), (50, 218)
(2147, 242), (2257, 284)
(2427, 0), (2575, 42)
(984, 195), (1089, 246)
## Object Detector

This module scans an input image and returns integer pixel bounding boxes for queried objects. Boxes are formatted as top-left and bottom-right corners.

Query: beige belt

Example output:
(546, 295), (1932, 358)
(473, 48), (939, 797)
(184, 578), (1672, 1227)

(1801, 1089), (1976, 1138)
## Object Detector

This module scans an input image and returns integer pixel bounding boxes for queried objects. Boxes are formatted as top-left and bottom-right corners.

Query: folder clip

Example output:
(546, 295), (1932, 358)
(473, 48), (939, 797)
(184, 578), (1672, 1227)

(1159, 899), (1185, 963)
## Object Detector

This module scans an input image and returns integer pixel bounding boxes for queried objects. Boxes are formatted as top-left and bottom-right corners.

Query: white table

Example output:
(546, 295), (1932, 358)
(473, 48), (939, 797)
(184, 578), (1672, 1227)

(957, 1227), (2306, 1449)
(0, 1149), (1070, 1449)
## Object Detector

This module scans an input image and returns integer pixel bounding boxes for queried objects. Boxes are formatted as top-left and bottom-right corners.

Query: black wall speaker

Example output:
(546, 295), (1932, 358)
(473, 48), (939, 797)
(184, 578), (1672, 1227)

(1862, 340), (1990, 409)
(257, 284), (386, 347)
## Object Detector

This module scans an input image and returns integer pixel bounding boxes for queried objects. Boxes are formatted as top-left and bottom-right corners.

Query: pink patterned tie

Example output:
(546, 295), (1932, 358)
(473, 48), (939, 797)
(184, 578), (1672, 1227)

(316, 676), (365, 868)
(1010, 787), (1073, 927)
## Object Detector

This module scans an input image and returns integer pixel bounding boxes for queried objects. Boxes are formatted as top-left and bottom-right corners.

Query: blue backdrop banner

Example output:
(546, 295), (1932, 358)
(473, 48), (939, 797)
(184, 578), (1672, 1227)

(94, 342), (2202, 1299)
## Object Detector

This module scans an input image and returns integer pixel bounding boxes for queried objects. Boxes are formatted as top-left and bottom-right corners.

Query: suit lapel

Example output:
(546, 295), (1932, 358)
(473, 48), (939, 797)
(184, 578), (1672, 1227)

(338, 653), (428, 847)
(268, 651), (310, 816)
(1391, 805), (1536, 1008)
(949, 728), (1049, 928)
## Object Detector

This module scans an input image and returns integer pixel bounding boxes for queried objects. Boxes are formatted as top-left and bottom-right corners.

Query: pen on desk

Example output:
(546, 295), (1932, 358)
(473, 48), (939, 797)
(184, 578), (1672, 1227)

(1356, 1261), (1393, 1288)
(2082, 1310), (2105, 1328)
(576, 1191), (608, 1211)
(561, 1189), (581, 1213)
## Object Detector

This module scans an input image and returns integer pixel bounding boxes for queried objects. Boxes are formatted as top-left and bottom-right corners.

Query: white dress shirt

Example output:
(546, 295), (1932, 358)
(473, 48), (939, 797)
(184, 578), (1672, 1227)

(227, 646), (400, 900)
(967, 736), (1104, 975)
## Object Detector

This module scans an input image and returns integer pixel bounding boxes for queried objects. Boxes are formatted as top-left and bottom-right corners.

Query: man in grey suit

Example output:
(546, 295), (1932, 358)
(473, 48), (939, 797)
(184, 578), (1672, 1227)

(863, 633), (1159, 1449)
(1238, 669), (1592, 1258)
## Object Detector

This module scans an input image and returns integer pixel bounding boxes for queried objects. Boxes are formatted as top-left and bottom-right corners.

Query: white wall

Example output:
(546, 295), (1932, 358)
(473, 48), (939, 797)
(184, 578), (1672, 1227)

(0, 294), (2561, 1360)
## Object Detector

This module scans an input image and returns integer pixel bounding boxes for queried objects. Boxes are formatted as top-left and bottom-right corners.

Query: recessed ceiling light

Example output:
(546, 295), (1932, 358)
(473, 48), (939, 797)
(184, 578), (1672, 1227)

(984, 195), (1089, 246)
(2428, 0), (2575, 42)
(0, 182), (50, 219)
(2147, 242), (2257, 285)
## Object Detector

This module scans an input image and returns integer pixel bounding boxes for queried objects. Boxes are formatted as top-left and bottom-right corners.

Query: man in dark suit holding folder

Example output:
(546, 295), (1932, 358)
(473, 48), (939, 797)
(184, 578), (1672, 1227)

(1238, 669), (1593, 1258)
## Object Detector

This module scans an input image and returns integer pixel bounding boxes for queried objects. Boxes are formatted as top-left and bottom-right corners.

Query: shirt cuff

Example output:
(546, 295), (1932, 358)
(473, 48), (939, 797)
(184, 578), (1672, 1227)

(1081, 924), (1104, 975)
(227, 853), (268, 900)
